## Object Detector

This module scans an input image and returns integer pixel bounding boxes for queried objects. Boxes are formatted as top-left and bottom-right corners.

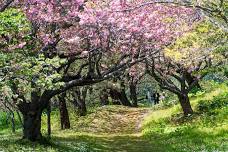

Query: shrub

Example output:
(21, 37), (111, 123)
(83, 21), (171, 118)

(197, 93), (228, 112)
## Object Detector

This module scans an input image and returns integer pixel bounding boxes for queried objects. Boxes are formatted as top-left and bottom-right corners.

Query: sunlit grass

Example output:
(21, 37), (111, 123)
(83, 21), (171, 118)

(0, 81), (227, 152)
(41, 105), (150, 135)
(142, 82), (228, 152)
(1, 106), (154, 152)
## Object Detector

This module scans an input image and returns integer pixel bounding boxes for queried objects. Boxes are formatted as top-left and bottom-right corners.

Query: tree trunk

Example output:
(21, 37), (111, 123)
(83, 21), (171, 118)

(47, 101), (51, 137)
(17, 111), (23, 128)
(185, 72), (201, 89)
(100, 89), (109, 106)
(58, 94), (70, 129)
(77, 100), (87, 116)
(120, 81), (132, 106)
(130, 83), (138, 107)
(109, 88), (121, 105)
(11, 112), (15, 133)
(16, 89), (53, 141)
(109, 88), (131, 106)
(79, 88), (87, 116)
(119, 90), (132, 106)
(178, 94), (193, 116)
(22, 110), (42, 141)
(17, 96), (48, 141)
(73, 87), (88, 116)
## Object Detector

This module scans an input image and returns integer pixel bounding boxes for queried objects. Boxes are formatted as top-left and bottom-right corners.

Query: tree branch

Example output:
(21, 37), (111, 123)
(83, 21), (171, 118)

(0, 0), (14, 12)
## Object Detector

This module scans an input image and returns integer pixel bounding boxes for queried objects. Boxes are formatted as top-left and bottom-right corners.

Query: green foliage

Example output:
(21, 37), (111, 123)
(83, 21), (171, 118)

(0, 8), (30, 35)
(0, 8), (68, 101)
(0, 53), (67, 103)
(189, 85), (202, 94)
(224, 65), (228, 78)
(197, 93), (228, 112)
(0, 8), (31, 53)
(165, 20), (227, 66)
(0, 111), (22, 133)
(0, 112), (9, 127)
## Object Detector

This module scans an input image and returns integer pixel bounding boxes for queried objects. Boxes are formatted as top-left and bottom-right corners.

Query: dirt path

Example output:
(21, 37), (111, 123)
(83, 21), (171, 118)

(52, 106), (156, 152)
(70, 106), (151, 134)
(1, 106), (157, 152)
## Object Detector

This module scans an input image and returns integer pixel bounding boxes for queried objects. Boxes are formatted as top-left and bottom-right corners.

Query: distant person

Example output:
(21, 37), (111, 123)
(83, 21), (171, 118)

(147, 90), (152, 104)
(155, 92), (160, 104)
(160, 92), (165, 103)
(152, 92), (156, 105)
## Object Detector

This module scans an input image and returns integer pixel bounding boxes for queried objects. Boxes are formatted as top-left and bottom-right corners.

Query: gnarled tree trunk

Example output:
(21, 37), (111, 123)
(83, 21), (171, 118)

(178, 94), (193, 116)
(73, 87), (88, 116)
(129, 83), (138, 107)
(22, 109), (42, 141)
(120, 81), (132, 106)
(18, 93), (47, 141)
(58, 93), (70, 129)
(185, 72), (201, 89)
(109, 88), (131, 106)
(77, 100), (87, 116)
(78, 88), (87, 116)
(100, 89), (109, 106)
(120, 90), (132, 106)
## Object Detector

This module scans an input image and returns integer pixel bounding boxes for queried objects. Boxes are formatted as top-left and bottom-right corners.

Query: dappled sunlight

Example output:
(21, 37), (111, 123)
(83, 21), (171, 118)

(0, 106), (156, 152)
(51, 133), (157, 152)
(142, 84), (228, 151)
(65, 106), (150, 134)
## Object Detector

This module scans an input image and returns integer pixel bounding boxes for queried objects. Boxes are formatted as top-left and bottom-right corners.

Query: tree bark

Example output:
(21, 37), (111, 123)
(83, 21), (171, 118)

(77, 100), (87, 116)
(11, 112), (15, 133)
(178, 94), (193, 116)
(58, 93), (70, 129)
(129, 83), (138, 107)
(47, 101), (51, 137)
(17, 111), (23, 128)
(109, 88), (121, 105)
(17, 94), (50, 141)
(185, 72), (201, 89)
(109, 87), (131, 106)
(22, 109), (42, 141)
(73, 87), (88, 116)
(100, 89), (109, 106)
(119, 81), (132, 106)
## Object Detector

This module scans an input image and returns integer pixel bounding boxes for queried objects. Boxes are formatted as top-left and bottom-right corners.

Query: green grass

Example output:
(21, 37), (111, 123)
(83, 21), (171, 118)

(0, 106), (155, 152)
(0, 81), (227, 152)
(42, 106), (149, 134)
(142, 82), (228, 152)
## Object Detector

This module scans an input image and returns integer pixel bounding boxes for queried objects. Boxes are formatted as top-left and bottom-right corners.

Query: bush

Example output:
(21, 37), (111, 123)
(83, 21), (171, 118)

(197, 93), (228, 112)
(0, 112), (9, 127)
(189, 86), (202, 94)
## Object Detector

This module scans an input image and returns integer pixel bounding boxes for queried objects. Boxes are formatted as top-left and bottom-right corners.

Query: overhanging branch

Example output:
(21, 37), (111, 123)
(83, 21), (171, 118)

(0, 0), (14, 12)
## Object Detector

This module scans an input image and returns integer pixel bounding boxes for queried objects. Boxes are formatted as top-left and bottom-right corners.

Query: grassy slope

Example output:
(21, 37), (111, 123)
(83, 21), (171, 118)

(0, 82), (227, 152)
(142, 82), (228, 152)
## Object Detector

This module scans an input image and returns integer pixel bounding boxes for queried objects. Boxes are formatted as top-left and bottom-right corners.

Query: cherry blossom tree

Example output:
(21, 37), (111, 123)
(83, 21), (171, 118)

(125, 64), (146, 107)
(130, 0), (228, 31)
(146, 21), (227, 115)
(0, 0), (198, 141)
